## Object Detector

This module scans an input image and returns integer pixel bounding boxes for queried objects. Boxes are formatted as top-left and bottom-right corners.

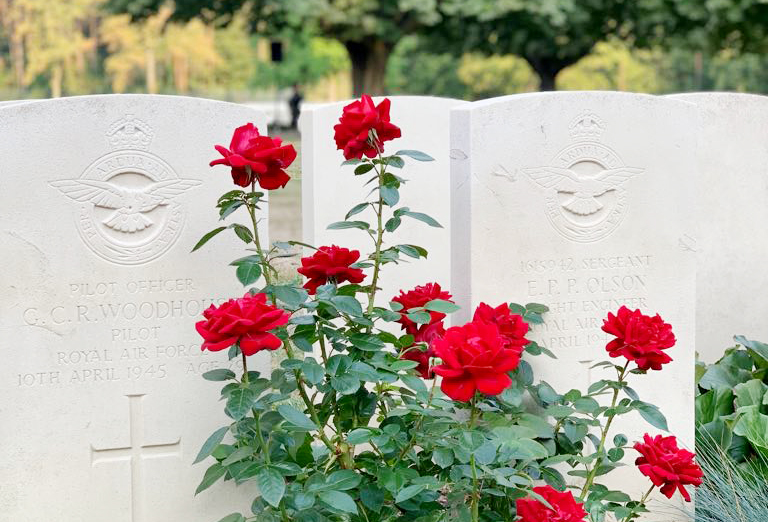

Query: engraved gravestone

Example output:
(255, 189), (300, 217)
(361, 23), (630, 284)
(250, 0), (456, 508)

(0, 95), (267, 521)
(450, 92), (697, 504)
(668, 92), (768, 362)
(301, 96), (464, 307)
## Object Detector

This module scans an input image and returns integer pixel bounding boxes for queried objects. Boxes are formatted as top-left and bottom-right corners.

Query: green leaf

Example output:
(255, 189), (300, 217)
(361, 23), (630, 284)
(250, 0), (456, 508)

(331, 374), (361, 395)
(401, 374), (428, 394)
(225, 388), (256, 420)
(327, 221), (370, 230)
(216, 514), (245, 522)
(380, 186), (399, 206)
(395, 149), (435, 161)
(277, 404), (317, 430)
(360, 484), (384, 513)
(318, 490), (358, 514)
(354, 163), (375, 175)
(432, 447), (454, 468)
(192, 226), (227, 252)
(407, 311), (432, 324)
(273, 285), (308, 309)
(395, 484), (426, 503)
(222, 445), (253, 466)
(423, 299), (459, 313)
(395, 244), (422, 258)
(385, 216), (401, 232)
(257, 467), (285, 507)
(345, 202), (369, 220)
(349, 333), (385, 352)
(331, 296), (363, 317)
(236, 262), (262, 286)
(342, 158), (362, 166)
(734, 379), (768, 409)
(294, 492), (315, 511)
(633, 401), (669, 431)
(301, 360), (325, 385)
(202, 369), (237, 382)
(347, 428), (375, 444)
(327, 469), (362, 490)
(193, 426), (230, 464)
(402, 211), (442, 228)
(231, 223), (254, 243)
(195, 463), (227, 495)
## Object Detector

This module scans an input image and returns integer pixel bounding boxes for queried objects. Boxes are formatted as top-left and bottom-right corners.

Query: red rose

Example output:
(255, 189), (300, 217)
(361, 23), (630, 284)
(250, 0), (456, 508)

(195, 293), (290, 356)
(297, 245), (366, 294)
(515, 485), (587, 522)
(399, 321), (445, 379)
(333, 94), (402, 160)
(473, 302), (530, 351)
(210, 123), (296, 189)
(401, 345), (435, 379)
(391, 282), (453, 337)
(431, 320), (520, 402)
(602, 306), (676, 371)
(633, 434), (703, 502)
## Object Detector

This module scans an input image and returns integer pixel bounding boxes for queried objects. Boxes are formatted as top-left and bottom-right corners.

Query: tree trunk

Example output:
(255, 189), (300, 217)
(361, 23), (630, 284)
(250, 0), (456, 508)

(145, 47), (157, 94)
(50, 63), (62, 98)
(527, 57), (566, 91)
(344, 39), (393, 97)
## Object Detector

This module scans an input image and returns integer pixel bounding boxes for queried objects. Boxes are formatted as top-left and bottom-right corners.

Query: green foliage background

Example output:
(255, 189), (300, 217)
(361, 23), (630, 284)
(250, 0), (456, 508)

(4, 0), (768, 100)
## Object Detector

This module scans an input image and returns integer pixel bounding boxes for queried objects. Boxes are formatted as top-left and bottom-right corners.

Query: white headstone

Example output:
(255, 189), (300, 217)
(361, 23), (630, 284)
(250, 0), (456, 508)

(668, 92), (768, 362)
(451, 92), (697, 504)
(0, 95), (268, 521)
(301, 96), (464, 306)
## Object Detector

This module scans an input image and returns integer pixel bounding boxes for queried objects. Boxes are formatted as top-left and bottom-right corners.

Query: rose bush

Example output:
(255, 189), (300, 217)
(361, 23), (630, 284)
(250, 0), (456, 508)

(191, 96), (701, 522)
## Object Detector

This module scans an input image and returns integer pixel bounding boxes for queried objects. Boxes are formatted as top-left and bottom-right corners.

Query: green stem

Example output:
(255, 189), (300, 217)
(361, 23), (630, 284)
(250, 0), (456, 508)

(366, 158), (386, 316)
(246, 180), (273, 289)
(469, 395), (480, 522)
(253, 410), (270, 465)
(241, 352), (249, 383)
(580, 361), (630, 499)
(393, 379), (437, 465)
(245, 185), (335, 455)
(620, 485), (654, 522)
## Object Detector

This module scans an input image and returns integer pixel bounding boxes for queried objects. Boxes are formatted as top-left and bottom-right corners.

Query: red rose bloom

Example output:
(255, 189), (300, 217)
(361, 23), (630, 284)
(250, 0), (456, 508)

(195, 293), (290, 356)
(297, 245), (366, 294)
(401, 346), (435, 379)
(210, 123), (296, 189)
(391, 282), (453, 337)
(399, 321), (446, 379)
(634, 434), (703, 502)
(473, 302), (530, 351)
(431, 320), (520, 402)
(333, 94), (402, 160)
(602, 306), (676, 371)
(515, 486), (587, 522)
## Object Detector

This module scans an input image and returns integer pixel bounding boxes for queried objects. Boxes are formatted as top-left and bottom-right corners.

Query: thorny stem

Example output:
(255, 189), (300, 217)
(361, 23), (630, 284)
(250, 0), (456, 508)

(244, 187), (335, 455)
(366, 154), (386, 316)
(580, 361), (631, 499)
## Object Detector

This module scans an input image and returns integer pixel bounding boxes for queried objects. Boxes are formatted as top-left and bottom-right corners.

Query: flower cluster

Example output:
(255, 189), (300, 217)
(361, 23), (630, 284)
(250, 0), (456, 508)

(196, 96), (704, 522)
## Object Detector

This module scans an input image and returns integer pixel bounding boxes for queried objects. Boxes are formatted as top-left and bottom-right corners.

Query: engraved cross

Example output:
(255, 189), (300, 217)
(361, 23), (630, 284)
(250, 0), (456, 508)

(91, 394), (181, 522)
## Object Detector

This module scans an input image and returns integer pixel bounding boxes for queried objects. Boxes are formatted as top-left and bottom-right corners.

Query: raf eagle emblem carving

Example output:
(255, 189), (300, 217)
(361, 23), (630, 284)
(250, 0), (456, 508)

(50, 179), (201, 233)
(522, 166), (643, 216)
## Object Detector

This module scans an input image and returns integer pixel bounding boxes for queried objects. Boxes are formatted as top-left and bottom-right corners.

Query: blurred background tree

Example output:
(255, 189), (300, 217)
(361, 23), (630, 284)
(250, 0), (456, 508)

(3, 0), (768, 101)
